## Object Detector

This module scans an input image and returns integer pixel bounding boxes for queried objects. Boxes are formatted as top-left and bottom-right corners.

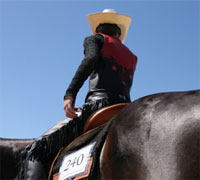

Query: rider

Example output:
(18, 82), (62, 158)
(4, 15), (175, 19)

(64, 9), (137, 120)
(18, 9), (138, 179)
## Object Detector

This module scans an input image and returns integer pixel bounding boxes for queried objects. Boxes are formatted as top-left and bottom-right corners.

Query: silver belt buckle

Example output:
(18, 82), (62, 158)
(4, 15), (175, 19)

(119, 94), (125, 100)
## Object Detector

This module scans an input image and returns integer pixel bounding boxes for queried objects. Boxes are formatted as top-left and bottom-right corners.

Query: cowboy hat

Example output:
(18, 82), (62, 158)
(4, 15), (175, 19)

(86, 9), (132, 43)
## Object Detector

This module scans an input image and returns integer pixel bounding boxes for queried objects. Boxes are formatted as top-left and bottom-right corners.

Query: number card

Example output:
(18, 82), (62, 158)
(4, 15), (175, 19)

(59, 142), (96, 180)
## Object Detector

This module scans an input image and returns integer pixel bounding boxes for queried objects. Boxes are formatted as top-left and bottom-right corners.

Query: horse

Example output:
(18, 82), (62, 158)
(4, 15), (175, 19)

(1, 90), (200, 180)
(0, 138), (34, 179)
(100, 90), (200, 179)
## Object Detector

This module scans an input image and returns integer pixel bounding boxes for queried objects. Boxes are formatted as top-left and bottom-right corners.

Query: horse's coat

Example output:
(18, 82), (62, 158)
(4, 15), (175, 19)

(100, 90), (200, 179)
(0, 138), (34, 180)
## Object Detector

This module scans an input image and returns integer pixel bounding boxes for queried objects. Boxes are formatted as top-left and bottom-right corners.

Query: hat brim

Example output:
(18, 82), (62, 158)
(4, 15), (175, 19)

(86, 13), (132, 43)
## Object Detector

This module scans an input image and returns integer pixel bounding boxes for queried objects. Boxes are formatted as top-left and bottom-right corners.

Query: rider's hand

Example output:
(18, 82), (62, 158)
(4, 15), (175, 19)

(64, 96), (77, 118)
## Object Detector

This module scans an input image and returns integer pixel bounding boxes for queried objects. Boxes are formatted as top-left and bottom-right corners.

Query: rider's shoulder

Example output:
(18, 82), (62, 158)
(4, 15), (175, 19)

(84, 34), (104, 44)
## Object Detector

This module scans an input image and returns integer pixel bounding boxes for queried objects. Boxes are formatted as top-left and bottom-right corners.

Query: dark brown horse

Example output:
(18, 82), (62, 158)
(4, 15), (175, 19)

(0, 138), (34, 179)
(100, 90), (200, 179)
(1, 90), (200, 179)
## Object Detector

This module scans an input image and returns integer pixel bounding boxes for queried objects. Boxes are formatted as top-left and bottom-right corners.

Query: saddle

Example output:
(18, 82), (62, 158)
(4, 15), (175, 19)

(83, 103), (129, 133)
(48, 103), (128, 180)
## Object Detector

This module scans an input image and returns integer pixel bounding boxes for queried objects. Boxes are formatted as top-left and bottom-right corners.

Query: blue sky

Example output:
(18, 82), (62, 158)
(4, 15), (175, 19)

(0, 0), (199, 139)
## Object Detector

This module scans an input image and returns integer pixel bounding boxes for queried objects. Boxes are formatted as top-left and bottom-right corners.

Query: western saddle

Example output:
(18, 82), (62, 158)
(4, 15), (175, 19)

(83, 103), (128, 133)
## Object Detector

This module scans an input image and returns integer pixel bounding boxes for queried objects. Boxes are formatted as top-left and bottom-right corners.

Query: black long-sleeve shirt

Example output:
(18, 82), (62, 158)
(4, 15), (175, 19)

(64, 34), (104, 101)
(64, 33), (137, 103)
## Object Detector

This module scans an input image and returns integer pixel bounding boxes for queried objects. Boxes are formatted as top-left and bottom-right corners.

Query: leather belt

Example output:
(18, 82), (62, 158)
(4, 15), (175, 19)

(86, 91), (130, 102)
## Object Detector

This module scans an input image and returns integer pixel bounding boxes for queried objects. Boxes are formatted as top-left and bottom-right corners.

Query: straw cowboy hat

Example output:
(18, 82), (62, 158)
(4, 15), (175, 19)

(86, 9), (132, 43)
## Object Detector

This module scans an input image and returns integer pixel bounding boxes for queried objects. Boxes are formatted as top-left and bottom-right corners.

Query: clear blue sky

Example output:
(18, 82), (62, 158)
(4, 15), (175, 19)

(0, 0), (199, 139)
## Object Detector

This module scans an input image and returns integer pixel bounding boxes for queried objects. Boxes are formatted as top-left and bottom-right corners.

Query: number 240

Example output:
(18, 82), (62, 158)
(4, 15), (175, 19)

(64, 154), (84, 171)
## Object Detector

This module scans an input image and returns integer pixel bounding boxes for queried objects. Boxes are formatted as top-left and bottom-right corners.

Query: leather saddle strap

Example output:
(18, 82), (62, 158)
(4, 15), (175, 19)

(48, 147), (64, 180)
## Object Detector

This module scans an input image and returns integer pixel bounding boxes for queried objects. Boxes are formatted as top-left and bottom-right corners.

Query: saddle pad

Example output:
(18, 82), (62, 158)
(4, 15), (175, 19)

(50, 121), (111, 180)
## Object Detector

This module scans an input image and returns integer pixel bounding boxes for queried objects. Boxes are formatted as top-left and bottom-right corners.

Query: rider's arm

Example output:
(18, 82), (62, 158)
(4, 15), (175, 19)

(64, 34), (104, 114)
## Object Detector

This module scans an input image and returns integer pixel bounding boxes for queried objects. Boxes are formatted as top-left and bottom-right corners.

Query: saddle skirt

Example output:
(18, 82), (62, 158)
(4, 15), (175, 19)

(49, 123), (110, 180)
